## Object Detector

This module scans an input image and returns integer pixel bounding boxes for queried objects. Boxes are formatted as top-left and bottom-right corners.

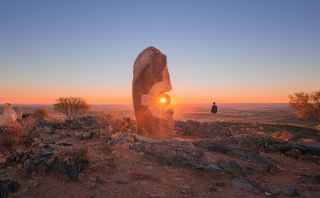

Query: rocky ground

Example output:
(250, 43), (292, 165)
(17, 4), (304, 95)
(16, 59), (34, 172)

(1, 113), (320, 198)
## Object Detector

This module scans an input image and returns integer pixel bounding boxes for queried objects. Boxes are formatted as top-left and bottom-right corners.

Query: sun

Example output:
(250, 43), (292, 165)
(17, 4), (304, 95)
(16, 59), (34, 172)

(159, 97), (168, 104)
(157, 94), (171, 106)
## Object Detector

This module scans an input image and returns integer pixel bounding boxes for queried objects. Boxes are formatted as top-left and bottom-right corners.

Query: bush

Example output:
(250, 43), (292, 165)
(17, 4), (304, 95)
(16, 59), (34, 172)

(54, 97), (90, 120)
(32, 108), (48, 121)
(289, 91), (320, 123)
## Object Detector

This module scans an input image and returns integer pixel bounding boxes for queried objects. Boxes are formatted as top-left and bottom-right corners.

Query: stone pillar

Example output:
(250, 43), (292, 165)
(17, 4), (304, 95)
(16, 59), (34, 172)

(132, 47), (174, 138)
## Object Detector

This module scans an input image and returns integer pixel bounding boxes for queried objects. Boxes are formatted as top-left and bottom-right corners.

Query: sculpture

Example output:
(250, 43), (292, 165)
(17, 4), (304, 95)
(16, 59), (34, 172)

(132, 47), (174, 138)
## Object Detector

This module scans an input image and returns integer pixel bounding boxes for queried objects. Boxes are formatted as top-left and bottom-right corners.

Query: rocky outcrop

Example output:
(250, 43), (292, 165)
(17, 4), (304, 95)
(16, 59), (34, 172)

(129, 137), (222, 171)
(243, 136), (320, 159)
(193, 140), (276, 172)
(107, 133), (274, 176)
(0, 104), (17, 127)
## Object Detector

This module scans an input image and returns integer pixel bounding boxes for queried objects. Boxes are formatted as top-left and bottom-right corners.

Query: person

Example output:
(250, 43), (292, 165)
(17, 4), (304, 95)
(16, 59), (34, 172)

(211, 102), (218, 114)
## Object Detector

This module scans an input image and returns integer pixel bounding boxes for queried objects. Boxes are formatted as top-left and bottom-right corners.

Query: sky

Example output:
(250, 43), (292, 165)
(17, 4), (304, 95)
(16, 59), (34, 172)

(1, 0), (319, 104)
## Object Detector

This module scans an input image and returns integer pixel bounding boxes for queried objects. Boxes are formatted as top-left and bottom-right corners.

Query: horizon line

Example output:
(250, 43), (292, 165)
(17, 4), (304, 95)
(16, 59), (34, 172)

(1, 102), (289, 106)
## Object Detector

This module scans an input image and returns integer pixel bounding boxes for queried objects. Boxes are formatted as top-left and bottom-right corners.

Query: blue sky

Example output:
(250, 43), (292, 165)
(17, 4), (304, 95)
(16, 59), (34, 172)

(1, 0), (319, 104)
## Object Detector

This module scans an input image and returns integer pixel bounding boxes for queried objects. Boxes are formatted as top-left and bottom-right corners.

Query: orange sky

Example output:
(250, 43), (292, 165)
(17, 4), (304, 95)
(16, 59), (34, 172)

(0, 86), (291, 105)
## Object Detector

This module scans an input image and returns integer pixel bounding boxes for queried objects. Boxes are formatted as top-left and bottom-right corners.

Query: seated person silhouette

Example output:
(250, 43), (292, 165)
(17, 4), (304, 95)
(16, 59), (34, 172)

(211, 102), (218, 114)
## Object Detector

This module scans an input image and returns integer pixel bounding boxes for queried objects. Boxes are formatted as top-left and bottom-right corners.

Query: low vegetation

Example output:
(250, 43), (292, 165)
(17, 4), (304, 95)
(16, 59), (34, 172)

(289, 90), (320, 125)
(32, 108), (48, 121)
(53, 97), (90, 120)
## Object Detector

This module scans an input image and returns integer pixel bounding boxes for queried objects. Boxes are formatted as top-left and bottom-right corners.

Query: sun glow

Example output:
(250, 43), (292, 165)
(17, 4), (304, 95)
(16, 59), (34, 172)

(159, 97), (167, 104)
(158, 94), (171, 106)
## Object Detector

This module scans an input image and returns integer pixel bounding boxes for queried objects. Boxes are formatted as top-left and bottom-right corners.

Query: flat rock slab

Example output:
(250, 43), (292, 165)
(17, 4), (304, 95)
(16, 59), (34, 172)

(193, 140), (276, 172)
(129, 137), (221, 171)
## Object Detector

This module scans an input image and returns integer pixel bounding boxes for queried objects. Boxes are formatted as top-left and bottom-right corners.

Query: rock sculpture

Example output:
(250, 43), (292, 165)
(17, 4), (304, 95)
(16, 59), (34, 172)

(0, 103), (17, 126)
(132, 47), (174, 138)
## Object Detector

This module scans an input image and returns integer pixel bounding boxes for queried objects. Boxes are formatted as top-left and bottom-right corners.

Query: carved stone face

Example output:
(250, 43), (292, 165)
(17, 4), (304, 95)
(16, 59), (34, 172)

(132, 47), (174, 138)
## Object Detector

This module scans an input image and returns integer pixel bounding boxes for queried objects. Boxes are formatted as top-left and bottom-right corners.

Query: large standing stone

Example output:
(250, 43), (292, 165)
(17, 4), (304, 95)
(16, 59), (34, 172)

(132, 47), (174, 138)
(0, 103), (17, 126)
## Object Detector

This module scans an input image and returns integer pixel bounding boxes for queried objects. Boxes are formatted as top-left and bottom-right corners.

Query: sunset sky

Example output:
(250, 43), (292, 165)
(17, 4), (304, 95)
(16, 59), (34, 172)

(1, 0), (319, 104)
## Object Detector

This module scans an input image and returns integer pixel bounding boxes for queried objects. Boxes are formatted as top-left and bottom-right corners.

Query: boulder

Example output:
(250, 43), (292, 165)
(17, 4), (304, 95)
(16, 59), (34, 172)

(0, 104), (17, 127)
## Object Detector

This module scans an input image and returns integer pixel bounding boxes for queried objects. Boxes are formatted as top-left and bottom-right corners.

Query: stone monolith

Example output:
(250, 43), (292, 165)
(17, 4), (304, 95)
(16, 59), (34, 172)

(132, 47), (174, 138)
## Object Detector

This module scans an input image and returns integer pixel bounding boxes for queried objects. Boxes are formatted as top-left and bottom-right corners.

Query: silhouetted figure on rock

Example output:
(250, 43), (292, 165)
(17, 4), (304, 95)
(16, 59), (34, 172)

(211, 102), (218, 114)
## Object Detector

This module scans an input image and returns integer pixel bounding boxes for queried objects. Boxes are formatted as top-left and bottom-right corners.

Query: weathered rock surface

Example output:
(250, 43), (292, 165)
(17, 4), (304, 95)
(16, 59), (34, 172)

(105, 133), (280, 176)
(132, 47), (174, 138)
(217, 161), (245, 176)
(244, 136), (320, 158)
(194, 140), (275, 172)
(129, 136), (222, 171)
(231, 177), (259, 192)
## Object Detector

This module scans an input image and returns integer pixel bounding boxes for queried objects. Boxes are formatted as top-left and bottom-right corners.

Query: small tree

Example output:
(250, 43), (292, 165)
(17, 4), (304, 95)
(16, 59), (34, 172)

(54, 97), (90, 120)
(289, 90), (320, 123)
(32, 108), (48, 121)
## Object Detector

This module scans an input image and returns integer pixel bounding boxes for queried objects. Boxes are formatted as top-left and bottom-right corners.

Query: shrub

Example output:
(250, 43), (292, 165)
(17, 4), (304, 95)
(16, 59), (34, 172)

(54, 145), (89, 180)
(32, 108), (48, 121)
(289, 90), (320, 123)
(54, 97), (90, 120)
